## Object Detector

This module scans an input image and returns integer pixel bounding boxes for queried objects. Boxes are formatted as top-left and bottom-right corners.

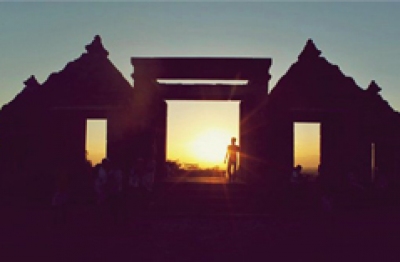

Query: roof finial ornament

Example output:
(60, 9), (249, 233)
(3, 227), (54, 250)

(367, 80), (382, 94)
(23, 75), (40, 90)
(298, 39), (322, 61)
(85, 35), (109, 57)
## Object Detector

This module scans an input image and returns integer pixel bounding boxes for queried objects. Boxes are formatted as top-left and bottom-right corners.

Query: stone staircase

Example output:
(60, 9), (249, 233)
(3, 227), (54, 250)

(148, 178), (264, 216)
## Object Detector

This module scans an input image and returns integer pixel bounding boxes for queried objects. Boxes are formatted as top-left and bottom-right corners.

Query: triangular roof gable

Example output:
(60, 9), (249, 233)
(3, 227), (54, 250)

(40, 35), (133, 108)
(363, 80), (400, 136)
(1, 35), (132, 116)
(269, 39), (365, 111)
(268, 39), (400, 138)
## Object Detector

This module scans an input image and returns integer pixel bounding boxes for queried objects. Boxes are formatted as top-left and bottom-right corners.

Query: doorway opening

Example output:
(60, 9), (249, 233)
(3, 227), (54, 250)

(86, 119), (107, 165)
(166, 100), (239, 171)
(294, 122), (321, 178)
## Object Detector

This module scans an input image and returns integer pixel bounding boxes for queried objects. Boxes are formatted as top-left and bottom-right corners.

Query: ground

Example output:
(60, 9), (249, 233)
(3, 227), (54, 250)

(1, 177), (400, 261)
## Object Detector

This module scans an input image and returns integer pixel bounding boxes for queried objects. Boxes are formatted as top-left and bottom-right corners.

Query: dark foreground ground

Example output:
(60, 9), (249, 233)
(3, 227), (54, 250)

(1, 182), (400, 262)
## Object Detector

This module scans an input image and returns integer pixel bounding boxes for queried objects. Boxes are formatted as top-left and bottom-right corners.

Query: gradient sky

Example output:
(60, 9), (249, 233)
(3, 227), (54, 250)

(294, 123), (320, 173)
(167, 101), (239, 168)
(1, 2), (399, 167)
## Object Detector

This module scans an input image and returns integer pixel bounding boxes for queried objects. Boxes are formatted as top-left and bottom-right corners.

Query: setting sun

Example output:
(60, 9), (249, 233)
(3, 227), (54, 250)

(190, 129), (233, 166)
(166, 101), (240, 169)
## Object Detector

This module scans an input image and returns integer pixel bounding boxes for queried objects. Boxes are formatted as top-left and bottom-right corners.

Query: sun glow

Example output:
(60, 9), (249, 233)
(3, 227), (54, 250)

(190, 129), (232, 166)
(166, 101), (239, 169)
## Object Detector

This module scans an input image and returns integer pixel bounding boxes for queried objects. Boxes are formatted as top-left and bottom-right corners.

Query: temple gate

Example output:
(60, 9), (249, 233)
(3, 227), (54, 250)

(131, 58), (272, 181)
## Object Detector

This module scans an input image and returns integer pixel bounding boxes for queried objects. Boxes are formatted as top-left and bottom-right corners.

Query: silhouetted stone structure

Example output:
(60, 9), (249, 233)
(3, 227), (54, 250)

(1, 36), (400, 198)
(263, 40), (400, 189)
(131, 57), (271, 179)
(0, 36), (135, 197)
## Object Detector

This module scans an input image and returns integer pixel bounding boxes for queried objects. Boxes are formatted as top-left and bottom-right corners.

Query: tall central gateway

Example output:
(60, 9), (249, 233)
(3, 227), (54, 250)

(131, 58), (272, 181)
(2, 36), (400, 198)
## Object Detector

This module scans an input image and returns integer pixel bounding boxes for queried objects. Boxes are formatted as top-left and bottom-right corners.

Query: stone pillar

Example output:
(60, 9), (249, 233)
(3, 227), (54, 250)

(155, 100), (167, 178)
(262, 108), (293, 187)
(239, 80), (269, 183)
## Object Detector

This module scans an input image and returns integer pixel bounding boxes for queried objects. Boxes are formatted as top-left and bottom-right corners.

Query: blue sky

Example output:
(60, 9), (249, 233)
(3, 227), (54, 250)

(1, 3), (400, 166)
(1, 2), (400, 109)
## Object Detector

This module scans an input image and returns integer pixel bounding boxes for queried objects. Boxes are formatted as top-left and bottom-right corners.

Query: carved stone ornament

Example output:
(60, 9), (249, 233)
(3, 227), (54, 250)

(298, 39), (322, 61)
(85, 35), (109, 57)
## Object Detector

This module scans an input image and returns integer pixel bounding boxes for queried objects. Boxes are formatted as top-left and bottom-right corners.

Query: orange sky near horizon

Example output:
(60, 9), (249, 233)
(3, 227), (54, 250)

(166, 100), (240, 169)
(294, 123), (320, 174)
(86, 119), (107, 165)
(166, 103), (321, 171)
(166, 111), (322, 171)
(85, 106), (322, 171)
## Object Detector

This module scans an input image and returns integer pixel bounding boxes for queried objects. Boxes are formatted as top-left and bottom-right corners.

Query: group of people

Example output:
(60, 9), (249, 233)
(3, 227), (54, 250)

(287, 163), (393, 213)
(52, 156), (156, 225)
(51, 136), (240, 224)
(95, 157), (155, 198)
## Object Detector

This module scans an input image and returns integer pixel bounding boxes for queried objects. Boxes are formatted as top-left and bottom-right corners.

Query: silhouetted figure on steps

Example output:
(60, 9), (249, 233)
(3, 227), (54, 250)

(132, 158), (149, 211)
(107, 162), (126, 224)
(95, 158), (110, 206)
(224, 137), (240, 183)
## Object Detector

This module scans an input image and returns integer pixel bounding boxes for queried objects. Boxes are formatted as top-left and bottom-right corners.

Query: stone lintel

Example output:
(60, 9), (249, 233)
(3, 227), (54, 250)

(131, 58), (272, 81)
(157, 84), (266, 100)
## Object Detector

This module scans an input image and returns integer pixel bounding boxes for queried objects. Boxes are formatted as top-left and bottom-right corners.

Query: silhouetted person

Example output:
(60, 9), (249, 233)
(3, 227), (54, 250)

(317, 164), (334, 213)
(143, 158), (156, 192)
(224, 137), (240, 182)
(287, 165), (304, 208)
(107, 162), (125, 224)
(290, 165), (303, 185)
(95, 158), (110, 206)
(92, 163), (102, 202)
(128, 158), (142, 203)
(131, 158), (148, 211)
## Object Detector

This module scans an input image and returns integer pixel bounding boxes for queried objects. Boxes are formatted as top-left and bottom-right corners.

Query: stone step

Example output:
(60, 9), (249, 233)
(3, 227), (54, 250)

(148, 181), (264, 215)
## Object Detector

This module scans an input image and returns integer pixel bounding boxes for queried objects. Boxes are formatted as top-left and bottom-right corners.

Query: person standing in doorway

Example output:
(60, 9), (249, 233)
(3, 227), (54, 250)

(224, 137), (240, 182)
